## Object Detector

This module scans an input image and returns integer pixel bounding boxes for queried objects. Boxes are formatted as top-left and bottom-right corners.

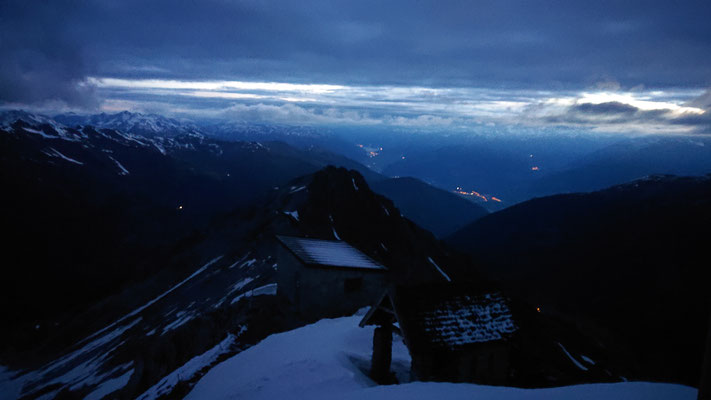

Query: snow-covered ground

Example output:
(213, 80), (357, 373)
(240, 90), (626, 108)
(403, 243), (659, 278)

(187, 313), (698, 400)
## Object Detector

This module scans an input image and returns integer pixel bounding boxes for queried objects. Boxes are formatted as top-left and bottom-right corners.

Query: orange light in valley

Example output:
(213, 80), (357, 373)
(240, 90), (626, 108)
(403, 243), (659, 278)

(536, 307), (541, 312)
(453, 186), (492, 202)
(531, 166), (539, 171)
(491, 196), (502, 202)
(360, 144), (381, 157)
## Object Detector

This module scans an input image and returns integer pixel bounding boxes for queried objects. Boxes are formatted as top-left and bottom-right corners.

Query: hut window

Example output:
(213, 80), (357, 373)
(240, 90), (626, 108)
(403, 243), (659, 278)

(344, 277), (363, 293)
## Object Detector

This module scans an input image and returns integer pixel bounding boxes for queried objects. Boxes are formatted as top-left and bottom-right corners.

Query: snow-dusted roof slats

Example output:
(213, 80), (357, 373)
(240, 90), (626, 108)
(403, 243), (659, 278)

(277, 236), (386, 271)
(418, 293), (517, 347)
(393, 288), (518, 350)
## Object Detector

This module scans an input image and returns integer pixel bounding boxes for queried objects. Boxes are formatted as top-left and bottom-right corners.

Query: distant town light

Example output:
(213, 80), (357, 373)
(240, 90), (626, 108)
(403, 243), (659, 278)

(453, 186), (504, 202)
(531, 166), (539, 171)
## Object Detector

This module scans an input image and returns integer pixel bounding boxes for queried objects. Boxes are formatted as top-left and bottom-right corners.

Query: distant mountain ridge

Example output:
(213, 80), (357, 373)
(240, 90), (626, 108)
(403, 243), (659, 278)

(54, 110), (202, 137)
(529, 136), (711, 197)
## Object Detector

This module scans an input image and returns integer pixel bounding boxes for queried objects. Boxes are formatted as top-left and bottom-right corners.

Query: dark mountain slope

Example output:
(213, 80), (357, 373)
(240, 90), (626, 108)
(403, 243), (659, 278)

(0, 111), (489, 331)
(447, 174), (711, 386)
(2, 165), (628, 399)
(0, 113), (379, 332)
(1, 112), (639, 398)
(370, 177), (489, 237)
(49, 111), (494, 236)
(0, 166), (490, 399)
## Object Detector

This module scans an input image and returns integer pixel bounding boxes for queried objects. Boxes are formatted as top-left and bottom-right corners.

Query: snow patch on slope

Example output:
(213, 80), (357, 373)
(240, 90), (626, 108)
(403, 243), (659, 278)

(42, 147), (83, 165)
(108, 155), (130, 175)
(24, 127), (56, 139)
(581, 355), (596, 365)
(428, 257), (451, 282)
(137, 334), (236, 400)
(558, 342), (588, 371)
(284, 210), (299, 221)
(161, 311), (195, 335)
(83, 367), (134, 400)
(230, 283), (277, 305)
(80, 256), (223, 344)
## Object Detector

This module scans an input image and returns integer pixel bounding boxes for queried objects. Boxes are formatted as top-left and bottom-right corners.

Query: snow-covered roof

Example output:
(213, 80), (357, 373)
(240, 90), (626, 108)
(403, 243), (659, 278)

(386, 286), (518, 350)
(416, 292), (517, 347)
(277, 236), (386, 271)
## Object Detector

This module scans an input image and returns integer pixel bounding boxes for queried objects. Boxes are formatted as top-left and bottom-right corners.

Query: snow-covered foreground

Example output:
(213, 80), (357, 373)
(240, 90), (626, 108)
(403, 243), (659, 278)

(333, 382), (697, 400)
(186, 312), (410, 400)
(187, 313), (698, 400)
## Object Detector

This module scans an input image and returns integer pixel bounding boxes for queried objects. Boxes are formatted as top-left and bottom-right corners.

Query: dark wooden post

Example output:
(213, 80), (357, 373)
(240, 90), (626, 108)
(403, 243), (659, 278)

(371, 322), (393, 383)
(699, 311), (711, 400)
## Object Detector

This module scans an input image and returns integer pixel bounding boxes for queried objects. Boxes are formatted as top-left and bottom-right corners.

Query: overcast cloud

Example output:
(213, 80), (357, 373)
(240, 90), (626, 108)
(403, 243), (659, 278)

(1, 0), (709, 133)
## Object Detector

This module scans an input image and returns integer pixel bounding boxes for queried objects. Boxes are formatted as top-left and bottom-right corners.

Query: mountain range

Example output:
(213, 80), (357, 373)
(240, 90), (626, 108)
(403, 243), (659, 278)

(1, 110), (709, 398)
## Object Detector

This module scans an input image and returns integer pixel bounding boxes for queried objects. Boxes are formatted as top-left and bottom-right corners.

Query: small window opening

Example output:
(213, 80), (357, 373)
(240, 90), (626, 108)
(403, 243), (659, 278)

(344, 277), (363, 293)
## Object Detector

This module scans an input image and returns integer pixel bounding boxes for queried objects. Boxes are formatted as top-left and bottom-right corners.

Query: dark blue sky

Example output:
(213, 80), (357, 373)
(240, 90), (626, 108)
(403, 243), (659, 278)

(1, 0), (710, 133)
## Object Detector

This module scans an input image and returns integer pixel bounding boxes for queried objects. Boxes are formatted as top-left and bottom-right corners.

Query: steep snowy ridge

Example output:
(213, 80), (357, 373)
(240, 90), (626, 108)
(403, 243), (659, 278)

(54, 111), (203, 138)
(0, 110), (68, 135)
(1, 251), (281, 399)
(0, 110), (214, 173)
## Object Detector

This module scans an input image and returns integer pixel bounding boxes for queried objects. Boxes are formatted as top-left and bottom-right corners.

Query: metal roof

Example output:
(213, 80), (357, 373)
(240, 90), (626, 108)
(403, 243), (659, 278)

(277, 235), (386, 271)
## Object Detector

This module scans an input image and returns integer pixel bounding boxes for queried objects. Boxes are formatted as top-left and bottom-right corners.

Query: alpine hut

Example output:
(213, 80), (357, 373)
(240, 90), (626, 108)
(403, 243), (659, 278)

(276, 235), (387, 320)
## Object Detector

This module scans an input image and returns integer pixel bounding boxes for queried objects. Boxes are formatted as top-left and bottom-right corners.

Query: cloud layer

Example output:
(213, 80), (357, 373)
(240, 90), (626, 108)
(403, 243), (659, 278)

(1, 0), (710, 133)
(90, 77), (709, 134)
